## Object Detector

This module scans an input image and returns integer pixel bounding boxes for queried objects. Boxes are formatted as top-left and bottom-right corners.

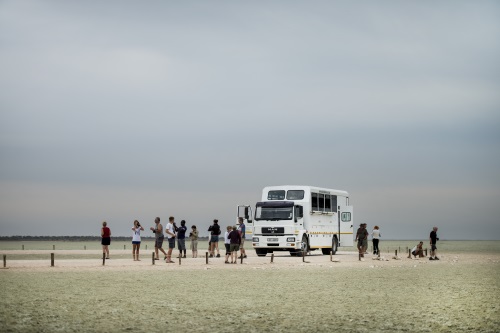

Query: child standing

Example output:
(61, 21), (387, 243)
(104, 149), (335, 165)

(224, 226), (231, 264)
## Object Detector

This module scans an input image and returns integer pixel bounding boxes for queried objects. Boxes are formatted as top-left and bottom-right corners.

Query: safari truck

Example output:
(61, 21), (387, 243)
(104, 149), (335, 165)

(237, 185), (353, 257)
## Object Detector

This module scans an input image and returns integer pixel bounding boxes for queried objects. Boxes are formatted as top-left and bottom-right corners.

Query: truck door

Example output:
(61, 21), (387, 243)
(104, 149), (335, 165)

(339, 206), (354, 247)
(237, 205), (253, 239)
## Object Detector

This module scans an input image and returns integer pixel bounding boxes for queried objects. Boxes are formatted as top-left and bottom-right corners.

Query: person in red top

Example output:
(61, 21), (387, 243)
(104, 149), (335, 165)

(101, 221), (111, 259)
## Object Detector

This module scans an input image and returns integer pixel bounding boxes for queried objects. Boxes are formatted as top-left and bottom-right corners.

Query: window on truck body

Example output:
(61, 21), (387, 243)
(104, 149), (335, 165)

(311, 192), (337, 212)
(311, 193), (319, 211)
(286, 190), (304, 200)
(268, 190), (285, 200)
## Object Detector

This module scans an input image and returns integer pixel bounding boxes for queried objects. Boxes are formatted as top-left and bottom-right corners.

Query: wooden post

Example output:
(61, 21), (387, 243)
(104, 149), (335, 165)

(330, 252), (332, 262)
(302, 250), (305, 262)
(145, 244), (147, 250)
(425, 248), (428, 256)
(408, 249), (412, 259)
(240, 255), (243, 264)
(206, 252), (209, 264)
(3, 255), (6, 268)
(53, 245), (55, 250)
(152, 252), (155, 265)
(395, 250), (398, 257)
(22, 245), (24, 250)
(51, 253), (54, 267)
(124, 245), (126, 250)
(271, 253), (274, 263)
(84, 245), (86, 250)
(102, 253), (106, 266)
(179, 256), (181, 265)
(359, 252), (361, 261)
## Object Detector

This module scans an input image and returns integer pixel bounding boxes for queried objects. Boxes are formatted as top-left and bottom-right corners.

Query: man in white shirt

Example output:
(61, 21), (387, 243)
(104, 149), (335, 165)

(165, 216), (176, 263)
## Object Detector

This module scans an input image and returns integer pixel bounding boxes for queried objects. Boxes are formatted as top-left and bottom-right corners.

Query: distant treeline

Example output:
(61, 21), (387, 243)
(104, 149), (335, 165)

(0, 236), (210, 241)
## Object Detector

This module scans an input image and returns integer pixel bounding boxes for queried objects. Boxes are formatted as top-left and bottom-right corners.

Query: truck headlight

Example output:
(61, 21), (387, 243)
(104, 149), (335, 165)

(252, 237), (259, 242)
(287, 237), (295, 242)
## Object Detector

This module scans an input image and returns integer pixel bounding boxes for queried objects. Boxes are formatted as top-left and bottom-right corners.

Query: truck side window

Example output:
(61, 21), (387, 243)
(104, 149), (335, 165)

(311, 193), (318, 211)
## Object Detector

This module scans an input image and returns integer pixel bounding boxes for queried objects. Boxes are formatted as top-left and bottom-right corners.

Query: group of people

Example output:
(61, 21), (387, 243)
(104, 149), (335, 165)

(355, 223), (381, 258)
(355, 223), (440, 261)
(150, 216), (200, 262)
(100, 216), (247, 263)
(102, 219), (441, 262)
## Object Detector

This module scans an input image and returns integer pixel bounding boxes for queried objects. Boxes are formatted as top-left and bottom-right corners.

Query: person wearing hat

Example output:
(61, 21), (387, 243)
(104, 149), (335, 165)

(208, 219), (221, 258)
(355, 223), (368, 258)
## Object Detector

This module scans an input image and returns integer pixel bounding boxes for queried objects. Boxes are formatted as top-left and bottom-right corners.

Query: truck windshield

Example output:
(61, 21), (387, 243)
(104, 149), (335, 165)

(255, 206), (293, 221)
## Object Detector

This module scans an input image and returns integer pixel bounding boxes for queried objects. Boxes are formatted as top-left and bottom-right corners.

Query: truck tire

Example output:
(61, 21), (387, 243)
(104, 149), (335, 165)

(255, 249), (267, 257)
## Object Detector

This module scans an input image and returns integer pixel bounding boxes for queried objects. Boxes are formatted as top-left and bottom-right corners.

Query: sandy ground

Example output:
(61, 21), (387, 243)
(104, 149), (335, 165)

(1, 250), (499, 332)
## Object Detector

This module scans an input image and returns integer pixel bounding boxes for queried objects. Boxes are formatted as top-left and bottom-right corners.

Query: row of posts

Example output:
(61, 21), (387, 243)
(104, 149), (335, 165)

(0, 251), (363, 268)
(4, 247), (429, 267)
(17, 245), (422, 253)
(359, 247), (429, 261)
(20, 245), (148, 250)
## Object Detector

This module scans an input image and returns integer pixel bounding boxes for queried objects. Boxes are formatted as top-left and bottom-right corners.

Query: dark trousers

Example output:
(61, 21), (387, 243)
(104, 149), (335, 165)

(373, 239), (380, 254)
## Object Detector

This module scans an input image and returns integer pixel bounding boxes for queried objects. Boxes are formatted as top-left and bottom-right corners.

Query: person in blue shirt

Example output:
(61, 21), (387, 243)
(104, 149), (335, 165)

(238, 217), (247, 259)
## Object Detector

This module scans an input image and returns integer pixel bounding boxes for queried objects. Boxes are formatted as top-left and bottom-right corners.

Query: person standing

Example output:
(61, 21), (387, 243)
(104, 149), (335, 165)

(150, 217), (167, 260)
(132, 220), (144, 261)
(101, 221), (111, 259)
(429, 227), (440, 260)
(177, 220), (187, 258)
(224, 226), (232, 264)
(228, 225), (241, 264)
(208, 219), (221, 258)
(189, 225), (199, 258)
(165, 216), (176, 263)
(238, 217), (247, 259)
(355, 223), (368, 258)
(371, 225), (381, 255)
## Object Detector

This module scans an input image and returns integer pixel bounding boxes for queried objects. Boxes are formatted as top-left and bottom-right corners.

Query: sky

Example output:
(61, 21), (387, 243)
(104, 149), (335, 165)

(1, 1), (499, 240)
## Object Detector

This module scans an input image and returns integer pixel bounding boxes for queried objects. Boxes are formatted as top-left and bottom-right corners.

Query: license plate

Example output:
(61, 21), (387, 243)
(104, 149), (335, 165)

(267, 238), (279, 242)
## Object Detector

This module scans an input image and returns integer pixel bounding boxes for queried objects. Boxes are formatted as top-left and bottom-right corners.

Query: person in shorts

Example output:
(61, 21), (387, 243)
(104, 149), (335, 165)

(355, 223), (368, 258)
(132, 220), (144, 261)
(228, 225), (241, 264)
(150, 217), (167, 260)
(224, 225), (232, 264)
(165, 216), (176, 263)
(189, 225), (199, 258)
(208, 219), (221, 258)
(429, 227), (440, 260)
(101, 221), (111, 259)
(238, 217), (247, 259)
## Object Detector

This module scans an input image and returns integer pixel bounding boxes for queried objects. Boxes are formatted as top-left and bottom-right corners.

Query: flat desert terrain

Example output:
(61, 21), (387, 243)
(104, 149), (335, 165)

(1, 242), (499, 332)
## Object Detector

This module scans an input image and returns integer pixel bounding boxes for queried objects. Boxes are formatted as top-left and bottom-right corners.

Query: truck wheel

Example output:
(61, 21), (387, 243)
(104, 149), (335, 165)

(255, 249), (267, 257)
(331, 236), (338, 255)
(299, 236), (309, 257)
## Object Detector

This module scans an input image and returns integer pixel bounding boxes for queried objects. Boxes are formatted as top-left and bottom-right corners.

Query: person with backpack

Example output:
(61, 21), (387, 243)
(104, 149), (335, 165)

(208, 219), (221, 258)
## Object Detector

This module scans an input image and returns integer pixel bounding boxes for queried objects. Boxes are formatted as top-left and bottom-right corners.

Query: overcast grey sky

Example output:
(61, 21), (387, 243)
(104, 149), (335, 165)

(1, 1), (499, 240)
